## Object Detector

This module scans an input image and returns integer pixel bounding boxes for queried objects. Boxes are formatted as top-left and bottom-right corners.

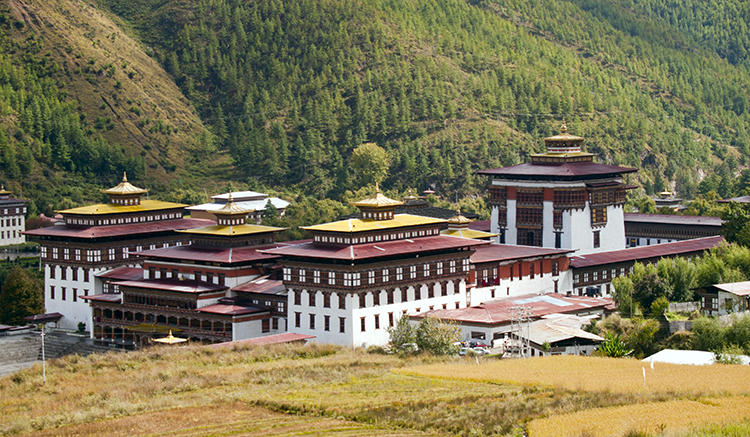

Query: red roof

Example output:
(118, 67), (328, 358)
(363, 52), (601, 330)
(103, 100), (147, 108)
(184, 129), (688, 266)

(82, 294), (122, 302)
(261, 235), (489, 260)
(478, 162), (637, 179)
(196, 304), (266, 316)
(472, 244), (573, 264)
(570, 236), (725, 268)
(116, 278), (228, 294)
(415, 293), (613, 325)
(624, 213), (723, 227)
(133, 242), (292, 264)
(24, 312), (64, 323)
(96, 266), (144, 281)
(469, 220), (491, 232)
(209, 333), (315, 348)
(24, 218), (214, 239)
(233, 278), (286, 295)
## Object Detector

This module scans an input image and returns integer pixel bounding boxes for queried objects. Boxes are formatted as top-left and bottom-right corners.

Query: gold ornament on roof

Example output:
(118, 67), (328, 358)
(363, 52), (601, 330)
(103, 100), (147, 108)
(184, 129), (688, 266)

(100, 171), (149, 196)
(447, 209), (472, 225)
(349, 182), (404, 209)
(214, 192), (253, 216)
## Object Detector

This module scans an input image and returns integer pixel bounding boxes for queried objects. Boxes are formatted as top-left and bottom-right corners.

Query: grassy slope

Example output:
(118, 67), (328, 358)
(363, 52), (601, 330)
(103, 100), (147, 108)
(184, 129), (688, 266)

(4, 0), (226, 190)
(3, 344), (750, 437)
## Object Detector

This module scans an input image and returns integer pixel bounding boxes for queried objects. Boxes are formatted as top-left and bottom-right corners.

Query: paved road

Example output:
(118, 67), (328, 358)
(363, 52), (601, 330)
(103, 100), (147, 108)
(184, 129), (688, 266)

(0, 360), (39, 377)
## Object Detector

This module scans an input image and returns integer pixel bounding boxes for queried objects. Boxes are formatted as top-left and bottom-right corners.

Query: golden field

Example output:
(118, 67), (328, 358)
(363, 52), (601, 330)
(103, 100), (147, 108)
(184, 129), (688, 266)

(3, 345), (750, 437)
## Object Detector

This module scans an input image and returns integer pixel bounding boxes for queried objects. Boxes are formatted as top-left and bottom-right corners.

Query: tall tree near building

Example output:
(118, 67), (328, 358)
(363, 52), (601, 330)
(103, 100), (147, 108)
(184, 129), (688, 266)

(350, 142), (389, 186)
(0, 266), (44, 326)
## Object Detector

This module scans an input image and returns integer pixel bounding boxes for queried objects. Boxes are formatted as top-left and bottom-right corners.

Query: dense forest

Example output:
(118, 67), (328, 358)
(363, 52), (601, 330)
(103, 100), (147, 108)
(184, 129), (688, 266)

(1, 0), (750, 216)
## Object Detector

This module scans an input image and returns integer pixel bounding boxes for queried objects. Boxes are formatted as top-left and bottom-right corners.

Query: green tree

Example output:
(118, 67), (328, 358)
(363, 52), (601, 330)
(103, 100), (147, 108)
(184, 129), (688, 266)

(722, 202), (750, 247)
(350, 142), (389, 187)
(597, 332), (633, 358)
(387, 313), (416, 351)
(0, 266), (44, 326)
(415, 316), (461, 356)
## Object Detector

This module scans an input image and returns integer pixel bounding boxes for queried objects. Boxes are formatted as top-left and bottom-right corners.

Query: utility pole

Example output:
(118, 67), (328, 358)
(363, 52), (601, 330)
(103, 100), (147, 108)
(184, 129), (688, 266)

(40, 324), (46, 384)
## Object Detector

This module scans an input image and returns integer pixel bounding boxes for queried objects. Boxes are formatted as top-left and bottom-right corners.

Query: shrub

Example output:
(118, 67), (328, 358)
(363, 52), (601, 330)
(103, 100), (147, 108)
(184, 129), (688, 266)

(415, 316), (460, 356)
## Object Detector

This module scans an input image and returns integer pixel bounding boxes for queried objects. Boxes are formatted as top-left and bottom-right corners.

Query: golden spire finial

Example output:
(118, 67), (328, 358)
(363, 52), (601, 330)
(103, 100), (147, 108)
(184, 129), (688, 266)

(122, 171), (128, 182)
(375, 182), (380, 193)
(457, 208), (461, 215)
(561, 118), (568, 133)
(228, 192), (234, 203)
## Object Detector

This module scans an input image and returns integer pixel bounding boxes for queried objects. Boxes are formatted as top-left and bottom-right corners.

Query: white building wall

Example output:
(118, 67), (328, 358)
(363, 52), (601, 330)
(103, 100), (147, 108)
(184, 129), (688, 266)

(542, 200), (554, 248)
(470, 269), (573, 306)
(233, 319), (265, 341)
(506, 199), (517, 245)
(490, 206), (500, 244)
(289, 279), (468, 348)
(599, 204), (626, 252)
(0, 213), (26, 246)
(45, 265), (104, 331)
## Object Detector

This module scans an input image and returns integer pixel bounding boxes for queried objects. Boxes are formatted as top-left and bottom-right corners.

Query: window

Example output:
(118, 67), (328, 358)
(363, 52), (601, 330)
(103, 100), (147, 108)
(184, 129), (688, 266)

(272, 318), (279, 330)
(359, 293), (366, 308)
(471, 331), (486, 340)
(388, 312), (394, 327)
(401, 288), (408, 302)
(262, 319), (270, 333)
(593, 231), (601, 248)
(72, 288), (77, 302)
(309, 314), (316, 330)
(61, 287), (66, 301)
(374, 314), (380, 330)
(338, 293), (346, 309)
(84, 269), (90, 283)
(294, 290), (301, 305)
(50, 267), (55, 279)
(552, 261), (559, 276)
(340, 317), (346, 333)
(295, 312), (301, 328)
(373, 291), (380, 306)
(360, 317), (366, 332)
(323, 293), (331, 308)
(530, 263), (535, 279)
(61, 268), (67, 281)
(387, 290), (394, 304)
(324, 315), (330, 331)
(50, 286), (55, 300)
(309, 291), (316, 307)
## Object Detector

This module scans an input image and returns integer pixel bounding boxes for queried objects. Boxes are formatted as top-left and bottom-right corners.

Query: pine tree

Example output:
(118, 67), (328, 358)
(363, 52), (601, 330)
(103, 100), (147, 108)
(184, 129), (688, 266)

(0, 267), (44, 326)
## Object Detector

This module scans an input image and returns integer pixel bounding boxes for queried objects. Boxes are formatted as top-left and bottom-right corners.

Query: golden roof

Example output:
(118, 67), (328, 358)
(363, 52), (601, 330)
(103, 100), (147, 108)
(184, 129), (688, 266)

(441, 229), (498, 239)
(302, 214), (444, 233)
(57, 200), (186, 215)
(543, 121), (585, 143)
(100, 172), (149, 196)
(447, 209), (473, 225)
(213, 193), (253, 216)
(178, 223), (286, 236)
(350, 183), (404, 209)
(0, 185), (11, 195)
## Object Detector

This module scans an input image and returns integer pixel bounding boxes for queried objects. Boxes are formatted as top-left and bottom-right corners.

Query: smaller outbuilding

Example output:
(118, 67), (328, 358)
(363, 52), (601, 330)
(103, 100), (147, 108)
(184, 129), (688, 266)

(696, 281), (750, 316)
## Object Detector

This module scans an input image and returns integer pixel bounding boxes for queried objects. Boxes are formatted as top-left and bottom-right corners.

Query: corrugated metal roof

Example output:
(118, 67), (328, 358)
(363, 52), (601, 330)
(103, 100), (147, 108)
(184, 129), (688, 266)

(196, 304), (265, 316)
(416, 293), (613, 326)
(210, 333), (315, 348)
(177, 223), (286, 237)
(478, 162), (637, 179)
(570, 236), (724, 268)
(57, 199), (183, 215)
(472, 244), (573, 264)
(81, 294), (122, 302)
(24, 218), (214, 239)
(96, 267), (144, 281)
(261, 235), (488, 260)
(710, 281), (750, 296)
(117, 278), (227, 294)
(526, 315), (604, 345)
(441, 229), (498, 239)
(135, 242), (289, 263)
(301, 214), (444, 233)
(187, 197), (291, 212)
(718, 195), (750, 204)
(469, 220), (492, 232)
(233, 277), (287, 295)
(624, 213), (723, 227)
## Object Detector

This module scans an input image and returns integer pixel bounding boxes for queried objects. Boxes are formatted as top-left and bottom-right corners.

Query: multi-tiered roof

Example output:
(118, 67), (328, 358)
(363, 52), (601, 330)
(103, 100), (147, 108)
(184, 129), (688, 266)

(478, 123), (637, 180)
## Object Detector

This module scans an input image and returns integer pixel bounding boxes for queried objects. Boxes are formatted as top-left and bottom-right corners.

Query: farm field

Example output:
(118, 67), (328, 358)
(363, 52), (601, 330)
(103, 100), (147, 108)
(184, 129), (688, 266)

(2, 344), (750, 437)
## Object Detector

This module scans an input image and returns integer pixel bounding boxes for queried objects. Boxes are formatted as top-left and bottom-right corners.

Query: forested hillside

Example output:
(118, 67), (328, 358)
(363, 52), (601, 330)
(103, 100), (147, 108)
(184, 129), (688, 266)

(1, 0), (750, 214)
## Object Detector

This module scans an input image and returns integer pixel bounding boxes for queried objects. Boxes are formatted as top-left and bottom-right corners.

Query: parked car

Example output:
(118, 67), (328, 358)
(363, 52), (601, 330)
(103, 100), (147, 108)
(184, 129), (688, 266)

(459, 347), (490, 356)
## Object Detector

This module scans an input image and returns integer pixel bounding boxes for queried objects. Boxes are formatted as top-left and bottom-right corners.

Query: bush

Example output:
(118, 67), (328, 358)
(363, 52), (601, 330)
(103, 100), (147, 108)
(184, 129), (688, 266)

(415, 316), (461, 356)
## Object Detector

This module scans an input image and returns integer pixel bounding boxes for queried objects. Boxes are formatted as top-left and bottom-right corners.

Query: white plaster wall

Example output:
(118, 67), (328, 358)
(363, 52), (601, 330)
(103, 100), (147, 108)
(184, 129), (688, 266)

(565, 206), (593, 254)
(490, 206), (500, 244)
(599, 205), (626, 252)
(469, 270), (573, 306)
(290, 280), (469, 348)
(233, 319), (264, 341)
(542, 201), (554, 248)
(44, 265), (104, 331)
(506, 199), (517, 245)
(0, 214), (25, 246)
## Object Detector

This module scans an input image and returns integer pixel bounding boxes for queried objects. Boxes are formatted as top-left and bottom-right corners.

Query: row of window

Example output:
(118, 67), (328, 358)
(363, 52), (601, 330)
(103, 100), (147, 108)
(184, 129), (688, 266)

(43, 242), (181, 262)
(66, 212), (181, 226)
(110, 197), (140, 206)
(123, 293), (196, 310)
(293, 285), (457, 309)
(261, 317), (282, 333)
(0, 230), (19, 240)
(49, 286), (89, 301)
(1, 207), (24, 215)
(1, 217), (19, 227)
(284, 260), (470, 287)
(147, 267), (227, 285)
(49, 266), (91, 282)
(478, 260), (560, 286)
(313, 228), (440, 244)
(295, 303), (459, 333)
(574, 267), (631, 285)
